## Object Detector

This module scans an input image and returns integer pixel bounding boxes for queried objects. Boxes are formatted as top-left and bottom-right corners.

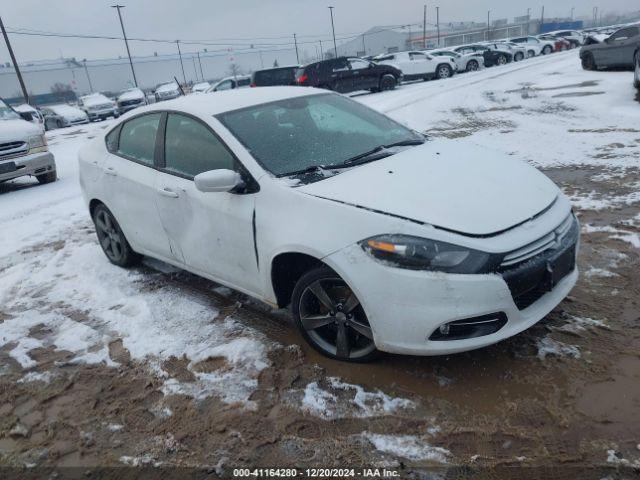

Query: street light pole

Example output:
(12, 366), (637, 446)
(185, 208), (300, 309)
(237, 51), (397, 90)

(111, 5), (138, 87)
(436, 6), (440, 47)
(527, 7), (531, 35)
(196, 51), (204, 80)
(319, 40), (324, 60)
(328, 6), (338, 58)
(571, 7), (575, 20)
(423, 5), (427, 50)
(293, 33), (299, 63)
(0, 15), (30, 104)
(83, 60), (94, 92)
(487, 10), (491, 40)
(175, 40), (186, 85)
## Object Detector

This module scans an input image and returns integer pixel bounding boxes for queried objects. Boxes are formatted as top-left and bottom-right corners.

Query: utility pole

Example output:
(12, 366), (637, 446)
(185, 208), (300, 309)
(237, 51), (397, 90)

(111, 5), (138, 87)
(423, 5), (427, 50)
(328, 6), (338, 58)
(319, 40), (324, 60)
(571, 7), (575, 20)
(0, 15), (30, 104)
(293, 33), (299, 63)
(361, 34), (366, 56)
(196, 51), (204, 80)
(487, 10), (491, 41)
(527, 7), (531, 35)
(83, 59), (94, 92)
(436, 6), (440, 47)
(175, 40), (186, 85)
(258, 50), (264, 68)
(541, 6), (545, 29)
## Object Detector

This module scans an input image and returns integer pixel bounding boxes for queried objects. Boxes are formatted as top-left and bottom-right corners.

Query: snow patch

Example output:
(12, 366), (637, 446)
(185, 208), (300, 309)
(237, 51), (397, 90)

(363, 433), (450, 463)
(536, 336), (581, 359)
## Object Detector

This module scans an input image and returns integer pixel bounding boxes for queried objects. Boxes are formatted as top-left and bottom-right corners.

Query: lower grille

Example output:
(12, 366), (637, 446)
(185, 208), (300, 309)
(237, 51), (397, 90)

(500, 216), (578, 310)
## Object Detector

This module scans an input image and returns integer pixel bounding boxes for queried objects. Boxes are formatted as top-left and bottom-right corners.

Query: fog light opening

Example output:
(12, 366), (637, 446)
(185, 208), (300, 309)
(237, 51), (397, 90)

(429, 313), (508, 341)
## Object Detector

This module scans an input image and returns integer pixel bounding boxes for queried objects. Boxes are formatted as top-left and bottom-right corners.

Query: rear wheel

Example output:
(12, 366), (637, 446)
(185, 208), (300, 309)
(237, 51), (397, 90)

(379, 74), (397, 91)
(292, 268), (378, 362)
(92, 204), (140, 268)
(496, 54), (508, 66)
(582, 53), (596, 71)
(436, 64), (453, 79)
(634, 51), (640, 90)
(514, 52), (524, 62)
(56, 119), (64, 129)
(36, 171), (56, 184)
(527, 50), (535, 58)
(466, 59), (479, 72)
(542, 45), (553, 55)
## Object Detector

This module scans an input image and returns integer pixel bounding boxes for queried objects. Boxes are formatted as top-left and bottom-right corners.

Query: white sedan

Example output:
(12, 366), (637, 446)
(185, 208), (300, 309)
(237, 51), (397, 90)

(374, 51), (457, 80)
(79, 88), (579, 361)
(510, 36), (555, 56)
(428, 49), (484, 72)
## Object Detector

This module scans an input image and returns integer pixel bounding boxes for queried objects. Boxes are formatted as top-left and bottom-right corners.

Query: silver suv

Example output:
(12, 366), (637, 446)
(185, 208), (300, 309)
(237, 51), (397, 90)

(0, 98), (57, 185)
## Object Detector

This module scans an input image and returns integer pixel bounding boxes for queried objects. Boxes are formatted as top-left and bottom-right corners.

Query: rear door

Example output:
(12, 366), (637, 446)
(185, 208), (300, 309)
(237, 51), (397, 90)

(154, 113), (260, 292)
(608, 27), (639, 66)
(101, 112), (175, 260)
(408, 52), (436, 77)
(348, 58), (377, 91)
(330, 58), (354, 92)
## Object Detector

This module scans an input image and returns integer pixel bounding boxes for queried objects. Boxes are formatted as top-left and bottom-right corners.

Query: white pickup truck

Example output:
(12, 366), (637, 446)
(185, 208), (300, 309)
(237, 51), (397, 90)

(0, 98), (56, 185)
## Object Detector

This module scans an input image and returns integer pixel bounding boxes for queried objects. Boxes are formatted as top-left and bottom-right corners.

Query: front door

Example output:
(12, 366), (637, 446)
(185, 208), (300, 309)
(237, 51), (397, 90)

(103, 112), (175, 260)
(348, 58), (377, 90)
(154, 113), (260, 293)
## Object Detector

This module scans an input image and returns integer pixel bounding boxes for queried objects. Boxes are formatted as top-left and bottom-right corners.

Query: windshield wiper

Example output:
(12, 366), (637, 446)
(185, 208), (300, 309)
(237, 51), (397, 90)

(341, 138), (426, 167)
(278, 164), (329, 177)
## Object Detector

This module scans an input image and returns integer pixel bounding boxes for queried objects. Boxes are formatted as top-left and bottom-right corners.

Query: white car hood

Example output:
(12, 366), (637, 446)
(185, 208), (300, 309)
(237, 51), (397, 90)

(297, 142), (559, 236)
(0, 119), (41, 142)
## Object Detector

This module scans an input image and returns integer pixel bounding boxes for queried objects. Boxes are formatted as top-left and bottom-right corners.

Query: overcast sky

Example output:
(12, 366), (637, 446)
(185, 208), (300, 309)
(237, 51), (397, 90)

(1, 0), (638, 64)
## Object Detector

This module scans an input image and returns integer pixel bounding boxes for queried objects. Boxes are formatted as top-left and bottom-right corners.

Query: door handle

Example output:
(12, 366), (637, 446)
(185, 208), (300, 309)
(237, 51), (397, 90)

(158, 187), (179, 198)
(104, 167), (117, 176)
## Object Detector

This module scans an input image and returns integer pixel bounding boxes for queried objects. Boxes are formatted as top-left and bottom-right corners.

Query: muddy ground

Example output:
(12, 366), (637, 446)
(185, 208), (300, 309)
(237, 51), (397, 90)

(1, 162), (639, 479)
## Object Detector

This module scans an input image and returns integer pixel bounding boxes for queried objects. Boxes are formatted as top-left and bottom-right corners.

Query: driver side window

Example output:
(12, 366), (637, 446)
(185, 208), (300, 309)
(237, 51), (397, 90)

(164, 114), (235, 178)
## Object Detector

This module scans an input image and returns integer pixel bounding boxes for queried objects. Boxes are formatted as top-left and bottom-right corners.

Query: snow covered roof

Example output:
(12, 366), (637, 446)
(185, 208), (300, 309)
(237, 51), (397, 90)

(118, 88), (145, 101)
(156, 82), (179, 93)
(139, 86), (323, 117)
(49, 104), (85, 115)
(80, 93), (112, 107)
(14, 103), (38, 113)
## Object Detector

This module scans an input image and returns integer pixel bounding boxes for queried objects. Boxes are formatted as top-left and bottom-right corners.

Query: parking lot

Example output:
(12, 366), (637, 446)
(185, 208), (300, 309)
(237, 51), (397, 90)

(1, 48), (639, 476)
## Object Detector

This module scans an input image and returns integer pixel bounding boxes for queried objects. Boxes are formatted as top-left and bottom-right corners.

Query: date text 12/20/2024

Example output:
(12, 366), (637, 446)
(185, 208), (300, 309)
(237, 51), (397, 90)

(233, 468), (400, 478)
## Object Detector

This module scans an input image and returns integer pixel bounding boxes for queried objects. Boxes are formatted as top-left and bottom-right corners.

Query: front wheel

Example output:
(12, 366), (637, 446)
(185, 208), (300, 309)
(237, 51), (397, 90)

(92, 204), (140, 268)
(634, 51), (640, 90)
(436, 64), (453, 79)
(514, 52), (524, 62)
(466, 59), (479, 72)
(292, 267), (378, 362)
(582, 53), (596, 71)
(527, 50), (535, 58)
(36, 171), (56, 184)
(379, 74), (397, 91)
(542, 45), (553, 55)
(496, 54), (508, 66)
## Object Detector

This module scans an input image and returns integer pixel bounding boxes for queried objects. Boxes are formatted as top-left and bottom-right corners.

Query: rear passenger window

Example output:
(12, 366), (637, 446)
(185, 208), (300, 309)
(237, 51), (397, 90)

(117, 113), (161, 165)
(164, 114), (235, 178)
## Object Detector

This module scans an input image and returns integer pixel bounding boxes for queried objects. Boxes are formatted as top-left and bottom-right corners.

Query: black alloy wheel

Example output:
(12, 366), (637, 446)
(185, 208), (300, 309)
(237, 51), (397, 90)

(496, 54), (508, 66)
(379, 74), (397, 91)
(466, 60), (479, 71)
(36, 171), (56, 184)
(92, 204), (139, 267)
(582, 53), (596, 71)
(292, 268), (377, 362)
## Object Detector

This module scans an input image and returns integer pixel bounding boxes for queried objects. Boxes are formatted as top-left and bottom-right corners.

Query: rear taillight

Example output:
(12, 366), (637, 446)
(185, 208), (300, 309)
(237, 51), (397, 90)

(250, 83), (256, 88)
(296, 74), (308, 85)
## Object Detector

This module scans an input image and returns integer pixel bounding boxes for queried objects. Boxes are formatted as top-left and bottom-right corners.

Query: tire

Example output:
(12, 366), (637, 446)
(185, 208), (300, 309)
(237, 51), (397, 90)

(496, 54), (508, 66)
(92, 204), (140, 268)
(435, 64), (453, 79)
(379, 74), (397, 91)
(582, 53), (596, 71)
(36, 171), (56, 184)
(634, 51), (640, 90)
(514, 52), (524, 62)
(56, 119), (64, 129)
(292, 267), (378, 362)
(466, 59), (479, 72)
(542, 45), (553, 55)
(527, 50), (536, 58)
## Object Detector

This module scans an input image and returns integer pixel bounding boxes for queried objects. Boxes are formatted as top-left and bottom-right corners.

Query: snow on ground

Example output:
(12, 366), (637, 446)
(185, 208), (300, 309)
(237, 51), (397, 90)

(356, 50), (640, 172)
(363, 433), (451, 463)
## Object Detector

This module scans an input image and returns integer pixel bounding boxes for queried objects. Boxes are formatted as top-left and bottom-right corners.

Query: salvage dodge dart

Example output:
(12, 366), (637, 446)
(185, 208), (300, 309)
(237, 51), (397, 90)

(79, 87), (579, 362)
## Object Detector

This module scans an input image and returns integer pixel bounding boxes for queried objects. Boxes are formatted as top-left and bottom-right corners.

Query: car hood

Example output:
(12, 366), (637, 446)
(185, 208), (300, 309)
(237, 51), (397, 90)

(0, 119), (41, 142)
(296, 142), (559, 236)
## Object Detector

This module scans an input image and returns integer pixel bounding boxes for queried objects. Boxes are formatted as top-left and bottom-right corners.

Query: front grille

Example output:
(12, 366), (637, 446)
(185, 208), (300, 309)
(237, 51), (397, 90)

(0, 141), (28, 159)
(499, 215), (578, 310)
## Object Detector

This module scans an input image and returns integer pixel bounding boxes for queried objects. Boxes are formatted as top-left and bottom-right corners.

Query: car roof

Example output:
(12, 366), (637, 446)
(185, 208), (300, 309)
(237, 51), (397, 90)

(133, 86), (326, 117)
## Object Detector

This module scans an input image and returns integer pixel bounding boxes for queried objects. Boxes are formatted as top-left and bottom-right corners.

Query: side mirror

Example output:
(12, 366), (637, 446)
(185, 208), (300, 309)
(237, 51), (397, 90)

(194, 169), (243, 193)
(19, 111), (33, 122)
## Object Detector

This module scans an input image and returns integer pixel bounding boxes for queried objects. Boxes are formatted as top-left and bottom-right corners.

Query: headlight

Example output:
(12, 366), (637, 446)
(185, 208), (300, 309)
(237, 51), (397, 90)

(28, 135), (48, 153)
(360, 234), (494, 273)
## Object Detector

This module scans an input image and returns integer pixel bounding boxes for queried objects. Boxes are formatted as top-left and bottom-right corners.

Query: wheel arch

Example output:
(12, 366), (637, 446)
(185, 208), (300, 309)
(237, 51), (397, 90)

(270, 251), (330, 308)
